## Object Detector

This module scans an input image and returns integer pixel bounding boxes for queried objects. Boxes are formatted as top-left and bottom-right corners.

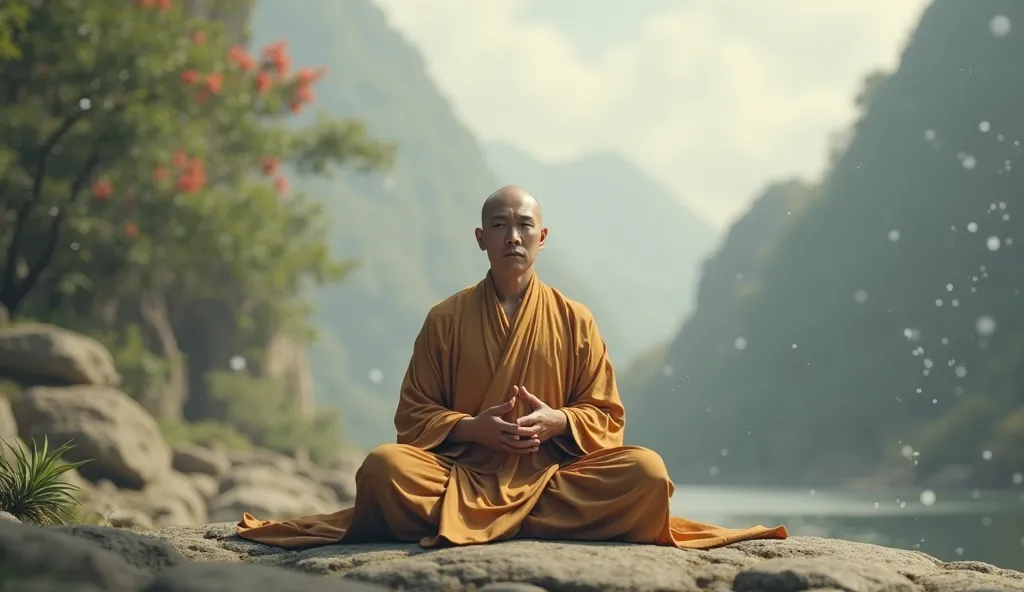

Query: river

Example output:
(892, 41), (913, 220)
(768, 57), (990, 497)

(670, 485), (1024, 571)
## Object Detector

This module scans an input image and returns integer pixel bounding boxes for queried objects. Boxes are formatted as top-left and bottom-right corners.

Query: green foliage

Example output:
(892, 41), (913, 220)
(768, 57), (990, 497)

(0, 0), (28, 63)
(205, 370), (341, 465)
(0, 437), (88, 525)
(158, 419), (251, 452)
(102, 323), (173, 401)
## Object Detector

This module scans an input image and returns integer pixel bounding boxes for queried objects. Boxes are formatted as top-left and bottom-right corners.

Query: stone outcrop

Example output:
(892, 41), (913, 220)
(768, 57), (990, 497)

(2, 518), (1022, 592)
(0, 322), (121, 387)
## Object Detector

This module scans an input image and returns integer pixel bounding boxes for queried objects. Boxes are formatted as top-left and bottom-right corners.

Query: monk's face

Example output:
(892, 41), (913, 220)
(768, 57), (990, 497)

(475, 193), (547, 272)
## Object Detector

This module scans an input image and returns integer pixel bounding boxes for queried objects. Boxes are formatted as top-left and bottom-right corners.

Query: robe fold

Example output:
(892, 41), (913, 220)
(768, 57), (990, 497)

(236, 271), (788, 549)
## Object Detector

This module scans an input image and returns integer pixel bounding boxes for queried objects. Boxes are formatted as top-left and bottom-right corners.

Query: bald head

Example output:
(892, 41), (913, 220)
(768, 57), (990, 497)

(481, 185), (542, 226)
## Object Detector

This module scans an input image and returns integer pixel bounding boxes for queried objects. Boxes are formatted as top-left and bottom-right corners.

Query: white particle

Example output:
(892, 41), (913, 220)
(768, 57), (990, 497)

(368, 368), (383, 384)
(229, 355), (246, 371)
(854, 289), (868, 303)
(954, 365), (967, 378)
(923, 129), (936, 141)
(720, 449), (729, 457)
(935, 299), (943, 307)
(962, 155), (977, 170)
(809, 489), (816, 495)
(955, 547), (964, 556)
(923, 359), (934, 369)
(919, 490), (936, 506)
(975, 315), (997, 336)
(951, 299), (960, 307)
(932, 398), (938, 404)
(791, 343), (797, 349)
(986, 236), (1001, 251)
(979, 121), (991, 132)
(916, 388), (923, 394)
(990, 14), (1012, 38)
(982, 516), (993, 527)
(982, 450), (993, 461)
(734, 337), (748, 351)
(1012, 472), (1023, 485)
(709, 466), (719, 476)
(967, 222), (979, 233)
(662, 364), (674, 377)
(79, 97), (91, 110)
(888, 229), (901, 242)
(900, 445), (914, 459)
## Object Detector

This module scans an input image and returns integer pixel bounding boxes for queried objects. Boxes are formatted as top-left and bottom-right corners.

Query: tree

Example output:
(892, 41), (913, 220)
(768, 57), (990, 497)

(0, 0), (394, 436)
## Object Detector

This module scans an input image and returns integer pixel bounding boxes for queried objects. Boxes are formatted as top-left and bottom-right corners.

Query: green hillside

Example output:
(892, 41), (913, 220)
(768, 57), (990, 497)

(629, 0), (1024, 489)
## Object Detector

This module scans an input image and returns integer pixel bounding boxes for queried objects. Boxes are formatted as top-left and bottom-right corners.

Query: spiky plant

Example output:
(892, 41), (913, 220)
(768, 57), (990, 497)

(0, 437), (90, 525)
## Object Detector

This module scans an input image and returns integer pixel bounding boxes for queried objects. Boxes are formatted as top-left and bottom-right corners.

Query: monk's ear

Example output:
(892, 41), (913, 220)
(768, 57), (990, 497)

(474, 227), (486, 250)
(538, 227), (548, 251)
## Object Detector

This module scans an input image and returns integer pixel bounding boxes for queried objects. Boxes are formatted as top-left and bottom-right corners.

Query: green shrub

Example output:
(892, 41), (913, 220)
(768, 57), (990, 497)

(0, 437), (88, 525)
(205, 370), (342, 465)
(158, 419), (252, 451)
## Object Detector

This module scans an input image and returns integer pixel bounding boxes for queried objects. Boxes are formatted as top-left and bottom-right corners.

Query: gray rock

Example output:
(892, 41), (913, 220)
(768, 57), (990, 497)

(173, 444), (231, 478)
(142, 562), (387, 592)
(141, 524), (1024, 592)
(51, 524), (188, 572)
(0, 323), (120, 387)
(0, 519), (149, 592)
(0, 510), (20, 523)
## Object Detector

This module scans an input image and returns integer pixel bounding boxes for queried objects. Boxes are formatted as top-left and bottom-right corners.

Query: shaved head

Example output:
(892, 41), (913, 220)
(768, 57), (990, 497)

(481, 185), (542, 226)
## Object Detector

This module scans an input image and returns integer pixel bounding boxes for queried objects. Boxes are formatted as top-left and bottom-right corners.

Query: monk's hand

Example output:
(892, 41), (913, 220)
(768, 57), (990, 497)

(463, 390), (540, 454)
(514, 386), (568, 443)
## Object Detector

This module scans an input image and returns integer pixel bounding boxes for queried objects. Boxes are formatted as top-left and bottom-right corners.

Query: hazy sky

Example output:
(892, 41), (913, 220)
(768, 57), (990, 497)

(371, 0), (931, 228)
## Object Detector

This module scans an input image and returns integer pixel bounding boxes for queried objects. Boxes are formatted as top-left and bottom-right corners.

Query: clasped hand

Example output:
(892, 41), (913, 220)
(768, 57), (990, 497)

(463, 385), (567, 454)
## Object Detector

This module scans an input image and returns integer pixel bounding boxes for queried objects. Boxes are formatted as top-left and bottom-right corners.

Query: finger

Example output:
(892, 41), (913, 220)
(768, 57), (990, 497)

(488, 396), (517, 416)
(502, 435), (540, 450)
(516, 413), (540, 427)
(509, 385), (520, 399)
(501, 440), (541, 454)
(494, 418), (535, 437)
(519, 388), (546, 409)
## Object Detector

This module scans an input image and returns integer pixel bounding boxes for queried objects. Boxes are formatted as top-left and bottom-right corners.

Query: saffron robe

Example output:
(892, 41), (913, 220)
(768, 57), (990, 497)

(236, 272), (788, 549)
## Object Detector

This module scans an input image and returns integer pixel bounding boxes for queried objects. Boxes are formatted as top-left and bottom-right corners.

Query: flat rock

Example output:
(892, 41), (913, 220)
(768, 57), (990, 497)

(0, 322), (120, 387)
(143, 523), (1024, 592)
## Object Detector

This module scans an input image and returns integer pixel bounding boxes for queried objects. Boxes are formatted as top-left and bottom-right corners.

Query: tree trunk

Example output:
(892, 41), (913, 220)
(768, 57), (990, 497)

(139, 291), (188, 421)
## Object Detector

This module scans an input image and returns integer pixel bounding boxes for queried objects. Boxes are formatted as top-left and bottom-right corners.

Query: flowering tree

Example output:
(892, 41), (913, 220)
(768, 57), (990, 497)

(0, 0), (393, 444)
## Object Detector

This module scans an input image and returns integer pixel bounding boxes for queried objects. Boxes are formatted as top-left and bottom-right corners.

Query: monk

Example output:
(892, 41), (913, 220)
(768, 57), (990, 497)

(236, 185), (788, 549)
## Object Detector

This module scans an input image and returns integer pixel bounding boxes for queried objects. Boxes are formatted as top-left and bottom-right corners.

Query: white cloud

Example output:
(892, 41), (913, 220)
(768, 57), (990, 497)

(372, 0), (930, 227)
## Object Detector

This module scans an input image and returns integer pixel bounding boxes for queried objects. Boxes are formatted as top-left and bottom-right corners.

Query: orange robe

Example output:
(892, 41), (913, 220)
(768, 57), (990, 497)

(236, 272), (788, 549)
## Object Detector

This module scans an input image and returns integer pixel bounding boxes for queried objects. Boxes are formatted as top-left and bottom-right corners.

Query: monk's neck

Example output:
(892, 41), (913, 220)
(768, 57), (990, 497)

(490, 267), (534, 307)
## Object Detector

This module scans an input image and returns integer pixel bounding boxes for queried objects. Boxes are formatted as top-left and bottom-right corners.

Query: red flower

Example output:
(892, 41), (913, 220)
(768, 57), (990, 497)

(254, 71), (272, 95)
(274, 176), (289, 195)
(228, 46), (255, 71)
(288, 100), (303, 114)
(295, 67), (326, 85)
(153, 167), (170, 182)
(177, 158), (207, 194)
(294, 85), (315, 104)
(191, 30), (206, 45)
(154, 0), (171, 10)
(172, 148), (188, 168)
(260, 156), (280, 176)
(123, 222), (139, 238)
(204, 72), (222, 94)
(195, 89), (211, 105)
(92, 177), (113, 200)
(261, 41), (291, 77)
(180, 69), (200, 85)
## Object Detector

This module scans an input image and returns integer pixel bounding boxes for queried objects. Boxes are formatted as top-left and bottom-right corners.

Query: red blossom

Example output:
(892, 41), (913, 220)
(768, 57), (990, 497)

(274, 176), (289, 195)
(92, 177), (113, 200)
(172, 148), (188, 168)
(288, 100), (303, 114)
(228, 46), (255, 71)
(254, 71), (272, 95)
(260, 156), (280, 176)
(153, 167), (170, 182)
(295, 67), (326, 85)
(154, 0), (172, 10)
(180, 69), (200, 85)
(191, 30), (206, 45)
(204, 72), (222, 94)
(176, 158), (207, 194)
(261, 41), (291, 77)
(195, 89), (211, 105)
(294, 85), (315, 104)
(123, 222), (139, 238)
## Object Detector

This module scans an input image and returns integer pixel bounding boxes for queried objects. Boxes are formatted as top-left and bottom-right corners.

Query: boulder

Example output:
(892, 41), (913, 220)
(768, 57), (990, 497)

(143, 524), (1024, 592)
(0, 395), (17, 440)
(12, 385), (171, 488)
(173, 443), (231, 478)
(187, 472), (220, 502)
(0, 323), (120, 386)
(0, 519), (150, 592)
(50, 523), (189, 572)
(143, 562), (387, 592)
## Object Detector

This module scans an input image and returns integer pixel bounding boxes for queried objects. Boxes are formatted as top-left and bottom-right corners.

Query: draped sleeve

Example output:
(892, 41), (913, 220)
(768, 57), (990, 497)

(555, 309), (626, 456)
(394, 309), (471, 450)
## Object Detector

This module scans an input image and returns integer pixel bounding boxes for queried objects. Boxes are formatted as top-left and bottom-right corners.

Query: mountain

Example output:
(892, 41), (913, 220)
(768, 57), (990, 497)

(627, 0), (1024, 488)
(249, 0), (616, 448)
(485, 142), (718, 364)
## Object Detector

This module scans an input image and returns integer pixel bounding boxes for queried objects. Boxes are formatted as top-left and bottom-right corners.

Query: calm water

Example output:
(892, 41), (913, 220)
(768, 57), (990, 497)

(670, 485), (1024, 571)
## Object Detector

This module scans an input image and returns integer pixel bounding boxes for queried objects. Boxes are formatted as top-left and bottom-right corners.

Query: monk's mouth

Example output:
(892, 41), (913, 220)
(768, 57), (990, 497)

(503, 251), (526, 258)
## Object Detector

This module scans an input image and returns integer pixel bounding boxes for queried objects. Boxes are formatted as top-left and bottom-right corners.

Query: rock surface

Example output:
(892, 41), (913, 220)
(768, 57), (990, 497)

(142, 522), (1024, 591)
(12, 384), (172, 488)
(0, 322), (121, 386)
